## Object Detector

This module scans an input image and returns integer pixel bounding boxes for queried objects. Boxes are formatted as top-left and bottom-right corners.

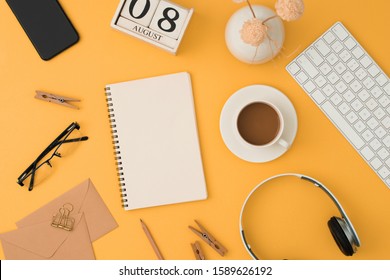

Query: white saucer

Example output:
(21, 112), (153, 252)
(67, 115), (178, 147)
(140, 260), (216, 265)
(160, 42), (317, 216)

(220, 85), (298, 163)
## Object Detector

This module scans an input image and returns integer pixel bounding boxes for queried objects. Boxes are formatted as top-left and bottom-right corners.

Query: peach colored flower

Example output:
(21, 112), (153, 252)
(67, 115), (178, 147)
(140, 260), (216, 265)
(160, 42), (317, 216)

(240, 18), (268, 47)
(275, 0), (304, 21)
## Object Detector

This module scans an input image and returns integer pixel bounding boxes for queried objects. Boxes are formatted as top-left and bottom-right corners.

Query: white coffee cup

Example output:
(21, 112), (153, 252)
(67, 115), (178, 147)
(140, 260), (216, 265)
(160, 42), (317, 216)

(235, 100), (290, 150)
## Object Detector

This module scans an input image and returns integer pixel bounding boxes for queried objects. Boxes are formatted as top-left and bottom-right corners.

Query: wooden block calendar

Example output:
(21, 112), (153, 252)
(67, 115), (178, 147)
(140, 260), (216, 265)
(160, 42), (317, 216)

(111, 0), (193, 54)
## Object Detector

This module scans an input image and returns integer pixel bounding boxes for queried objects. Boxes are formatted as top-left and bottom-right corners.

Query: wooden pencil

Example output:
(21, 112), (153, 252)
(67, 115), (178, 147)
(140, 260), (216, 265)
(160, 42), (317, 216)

(140, 219), (164, 260)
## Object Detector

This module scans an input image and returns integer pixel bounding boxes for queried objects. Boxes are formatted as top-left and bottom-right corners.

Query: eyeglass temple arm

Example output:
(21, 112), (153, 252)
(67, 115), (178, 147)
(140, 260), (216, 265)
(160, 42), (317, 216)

(17, 123), (84, 185)
(27, 162), (38, 191)
(62, 136), (88, 143)
(17, 136), (89, 184)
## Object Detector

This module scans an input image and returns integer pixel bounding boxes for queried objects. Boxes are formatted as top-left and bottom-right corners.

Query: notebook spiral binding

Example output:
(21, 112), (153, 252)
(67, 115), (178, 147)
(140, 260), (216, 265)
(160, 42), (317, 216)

(105, 87), (128, 208)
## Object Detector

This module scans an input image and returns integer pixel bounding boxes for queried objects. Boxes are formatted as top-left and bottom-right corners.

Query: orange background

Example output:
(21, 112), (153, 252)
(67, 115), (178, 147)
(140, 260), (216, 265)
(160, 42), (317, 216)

(0, 0), (389, 260)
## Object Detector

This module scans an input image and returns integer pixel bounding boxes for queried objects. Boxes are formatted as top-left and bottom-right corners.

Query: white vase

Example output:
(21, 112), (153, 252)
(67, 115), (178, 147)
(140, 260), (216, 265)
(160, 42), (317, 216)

(225, 5), (285, 64)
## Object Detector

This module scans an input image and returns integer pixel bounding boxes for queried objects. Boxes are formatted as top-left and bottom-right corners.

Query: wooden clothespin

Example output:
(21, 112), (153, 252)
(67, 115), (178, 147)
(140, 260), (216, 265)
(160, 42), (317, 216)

(189, 220), (227, 256)
(35, 90), (80, 109)
(191, 241), (205, 260)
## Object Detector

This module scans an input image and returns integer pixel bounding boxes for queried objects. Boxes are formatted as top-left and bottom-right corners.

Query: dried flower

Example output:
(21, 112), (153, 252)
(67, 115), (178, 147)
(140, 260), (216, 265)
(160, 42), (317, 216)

(232, 0), (304, 48)
(240, 18), (268, 47)
(275, 0), (304, 21)
(233, 0), (256, 18)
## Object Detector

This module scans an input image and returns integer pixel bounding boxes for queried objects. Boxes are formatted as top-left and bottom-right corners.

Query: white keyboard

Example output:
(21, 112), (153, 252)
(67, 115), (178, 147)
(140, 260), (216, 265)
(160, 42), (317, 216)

(287, 22), (390, 189)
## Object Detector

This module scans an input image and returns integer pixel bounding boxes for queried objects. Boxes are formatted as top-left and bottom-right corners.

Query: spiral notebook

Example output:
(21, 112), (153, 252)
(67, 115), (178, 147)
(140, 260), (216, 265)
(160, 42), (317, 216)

(105, 72), (207, 210)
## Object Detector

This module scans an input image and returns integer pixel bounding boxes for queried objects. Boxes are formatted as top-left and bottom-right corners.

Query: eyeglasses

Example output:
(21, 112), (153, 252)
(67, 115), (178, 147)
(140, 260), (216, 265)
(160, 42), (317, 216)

(17, 122), (88, 191)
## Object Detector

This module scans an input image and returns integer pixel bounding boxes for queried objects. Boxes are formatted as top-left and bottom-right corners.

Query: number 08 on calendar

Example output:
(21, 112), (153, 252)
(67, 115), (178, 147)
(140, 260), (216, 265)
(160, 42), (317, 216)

(111, 0), (193, 54)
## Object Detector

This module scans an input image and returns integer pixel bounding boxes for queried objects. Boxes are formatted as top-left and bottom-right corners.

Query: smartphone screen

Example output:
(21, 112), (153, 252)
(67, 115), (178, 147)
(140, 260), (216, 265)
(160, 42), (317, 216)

(6, 0), (79, 60)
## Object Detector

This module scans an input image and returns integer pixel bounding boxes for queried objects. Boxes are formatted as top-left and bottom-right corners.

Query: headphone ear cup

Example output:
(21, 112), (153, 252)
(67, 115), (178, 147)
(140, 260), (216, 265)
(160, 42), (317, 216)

(328, 217), (354, 256)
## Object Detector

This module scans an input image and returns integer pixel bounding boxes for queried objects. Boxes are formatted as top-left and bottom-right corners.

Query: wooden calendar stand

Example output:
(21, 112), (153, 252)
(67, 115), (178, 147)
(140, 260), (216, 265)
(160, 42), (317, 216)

(111, 0), (193, 54)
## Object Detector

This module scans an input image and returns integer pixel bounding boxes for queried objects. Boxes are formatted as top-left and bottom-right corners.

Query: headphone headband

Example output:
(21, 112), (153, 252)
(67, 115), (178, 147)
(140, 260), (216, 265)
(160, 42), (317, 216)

(239, 173), (360, 259)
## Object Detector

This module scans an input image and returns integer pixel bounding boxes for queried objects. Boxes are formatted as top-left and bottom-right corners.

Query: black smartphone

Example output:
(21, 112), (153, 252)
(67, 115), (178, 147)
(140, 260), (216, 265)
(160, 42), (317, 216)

(6, 0), (79, 60)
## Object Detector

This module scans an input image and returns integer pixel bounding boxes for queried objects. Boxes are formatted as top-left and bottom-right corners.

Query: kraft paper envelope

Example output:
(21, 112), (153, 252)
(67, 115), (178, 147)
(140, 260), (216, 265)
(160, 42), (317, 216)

(0, 178), (118, 259)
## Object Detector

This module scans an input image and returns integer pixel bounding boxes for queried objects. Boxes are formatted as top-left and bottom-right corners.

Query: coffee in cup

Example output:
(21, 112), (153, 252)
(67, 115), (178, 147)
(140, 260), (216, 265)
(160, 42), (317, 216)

(236, 101), (289, 149)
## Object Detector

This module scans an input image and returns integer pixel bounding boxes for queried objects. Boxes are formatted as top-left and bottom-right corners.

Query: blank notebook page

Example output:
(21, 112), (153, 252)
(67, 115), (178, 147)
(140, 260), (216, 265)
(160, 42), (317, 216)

(106, 72), (207, 210)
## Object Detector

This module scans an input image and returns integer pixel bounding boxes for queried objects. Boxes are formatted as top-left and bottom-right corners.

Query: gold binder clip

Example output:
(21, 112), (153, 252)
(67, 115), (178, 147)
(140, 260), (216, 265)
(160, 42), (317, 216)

(51, 203), (75, 231)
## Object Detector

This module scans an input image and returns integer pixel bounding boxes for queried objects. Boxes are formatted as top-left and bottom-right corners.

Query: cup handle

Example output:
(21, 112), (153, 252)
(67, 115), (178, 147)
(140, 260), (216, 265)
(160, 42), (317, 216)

(278, 138), (290, 150)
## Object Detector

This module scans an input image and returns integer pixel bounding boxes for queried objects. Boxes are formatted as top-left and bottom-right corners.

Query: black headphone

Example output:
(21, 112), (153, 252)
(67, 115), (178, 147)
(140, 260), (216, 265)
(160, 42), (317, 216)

(239, 173), (360, 259)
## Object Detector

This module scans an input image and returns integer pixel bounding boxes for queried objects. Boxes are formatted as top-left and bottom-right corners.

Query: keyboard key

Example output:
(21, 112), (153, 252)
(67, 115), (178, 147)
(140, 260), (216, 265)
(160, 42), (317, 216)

(378, 166), (390, 179)
(319, 63), (332, 75)
(326, 53), (339, 65)
(338, 102), (351, 114)
(335, 62), (347, 74)
(355, 68), (367, 80)
(369, 139), (382, 151)
(297, 55), (319, 78)
(381, 116), (390, 129)
(370, 86), (383, 98)
(363, 77), (375, 89)
(350, 80), (362, 92)
(324, 31), (336, 44)
(288, 62), (300, 75)
(371, 157), (383, 170)
(374, 108), (386, 120)
(358, 108), (371, 120)
(335, 81), (348, 93)
(307, 47), (324, 66)
(361, 146), (375, 160)
(368, 65), (380, 77)
(375, 74), (388, 86)
(352, 47), (364, 59)
(367, 117), (379, 129)
(344, 37), (357, 50)
(342, 71), (354, 83)
(314, 39), (331, 56)
(322, 101), (364, 149)
(328, 72), (340, 84)
(343, 90), (355, 102)
(296, 72), (308, 83)
(332, 24), (349, 40)
(323, 84), (335, 96)
(358, 89), (370, 102)
(354, 120), (366, 132)
(384, 83), (390, 95)
(331, 93), (342, 105)
(360, 55), (372, 68)
(340, 50), (352, 62)
(378, 96), (390, 108)
(378, 147), (390, 159)
(362, 130), (374, 142)
(314, 75), (327, 87)
(366, 98), (378, 110)
(374, 126), (386, 138)
(347, 59), (359, 71)
(351, 99), (363, 111)
(346, 111), (358, 123)
(304, 81), (316, 93)
(312, 90), (326, 104)
(331, 41), (344, 53)
(386, 158), (390, 167)
(383, 136), (390, 148)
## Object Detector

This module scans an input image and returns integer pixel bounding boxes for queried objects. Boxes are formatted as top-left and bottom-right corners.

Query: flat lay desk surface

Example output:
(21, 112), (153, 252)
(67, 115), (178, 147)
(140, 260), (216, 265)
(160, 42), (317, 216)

(0, 0), (389, 260)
